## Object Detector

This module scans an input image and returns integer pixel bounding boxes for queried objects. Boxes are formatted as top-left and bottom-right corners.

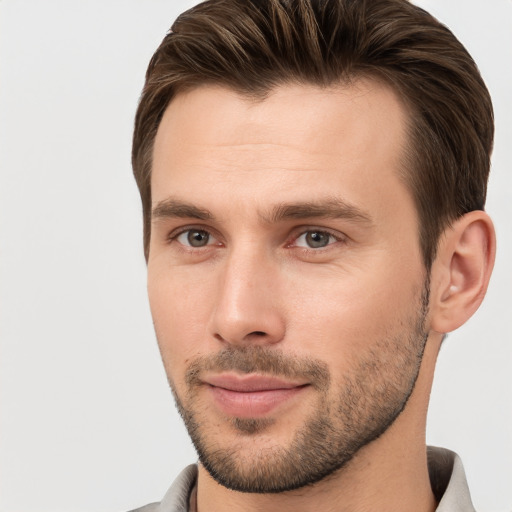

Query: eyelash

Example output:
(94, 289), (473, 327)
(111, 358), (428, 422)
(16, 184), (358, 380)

(166, 226), (221, 249)
(166, 226), (346, 252)
(289, 229), (345, 250)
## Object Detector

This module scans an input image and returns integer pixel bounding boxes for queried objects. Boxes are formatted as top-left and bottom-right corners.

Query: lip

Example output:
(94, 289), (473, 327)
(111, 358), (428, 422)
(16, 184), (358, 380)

(203, 373), (309, 418)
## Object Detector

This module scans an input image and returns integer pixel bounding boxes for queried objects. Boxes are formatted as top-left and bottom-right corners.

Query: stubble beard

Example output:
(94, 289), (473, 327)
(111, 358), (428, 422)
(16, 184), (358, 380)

(167, 282), (430, 494)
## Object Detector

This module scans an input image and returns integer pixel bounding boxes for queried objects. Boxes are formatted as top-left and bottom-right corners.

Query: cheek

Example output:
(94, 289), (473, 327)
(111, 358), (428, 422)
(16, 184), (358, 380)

(285, 261), (424, 364)
(147, 268), (215, 379)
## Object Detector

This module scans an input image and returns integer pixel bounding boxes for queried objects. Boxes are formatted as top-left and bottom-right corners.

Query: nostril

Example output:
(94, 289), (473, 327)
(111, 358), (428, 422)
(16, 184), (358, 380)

(214, 331), (267, 342)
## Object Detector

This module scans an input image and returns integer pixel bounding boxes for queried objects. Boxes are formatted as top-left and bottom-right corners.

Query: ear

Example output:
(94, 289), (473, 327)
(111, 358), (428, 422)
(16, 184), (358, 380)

(429, 210), (496, 334)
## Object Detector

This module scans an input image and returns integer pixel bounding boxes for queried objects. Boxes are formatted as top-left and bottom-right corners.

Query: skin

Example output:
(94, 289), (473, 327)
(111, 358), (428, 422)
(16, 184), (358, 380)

(147, 81), (495, 512)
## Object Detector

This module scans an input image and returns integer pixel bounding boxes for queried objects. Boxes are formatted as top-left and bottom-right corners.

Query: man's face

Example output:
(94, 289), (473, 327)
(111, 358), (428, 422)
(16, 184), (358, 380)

(148, 82), (430, 492)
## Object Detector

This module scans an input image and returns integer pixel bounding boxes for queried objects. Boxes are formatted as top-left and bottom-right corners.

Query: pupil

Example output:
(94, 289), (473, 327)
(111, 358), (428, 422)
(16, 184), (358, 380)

(188, 230), (209, 247)
(306, 231), (329, 248)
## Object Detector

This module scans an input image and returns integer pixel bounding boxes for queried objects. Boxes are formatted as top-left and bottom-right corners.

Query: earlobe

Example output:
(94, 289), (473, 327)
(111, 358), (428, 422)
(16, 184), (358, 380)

(429, 211), (496, 334)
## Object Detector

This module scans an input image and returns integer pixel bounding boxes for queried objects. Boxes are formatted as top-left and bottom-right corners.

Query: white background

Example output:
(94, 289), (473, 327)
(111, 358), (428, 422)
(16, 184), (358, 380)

(0, 1), (510, 511)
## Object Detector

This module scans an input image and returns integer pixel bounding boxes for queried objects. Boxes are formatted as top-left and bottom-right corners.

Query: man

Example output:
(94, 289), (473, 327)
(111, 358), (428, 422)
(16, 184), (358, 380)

(130, 0), (495, 510)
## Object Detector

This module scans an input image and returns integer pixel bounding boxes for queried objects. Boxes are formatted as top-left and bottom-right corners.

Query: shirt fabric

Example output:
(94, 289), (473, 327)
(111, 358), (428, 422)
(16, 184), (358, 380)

(129, 446), (476, 512)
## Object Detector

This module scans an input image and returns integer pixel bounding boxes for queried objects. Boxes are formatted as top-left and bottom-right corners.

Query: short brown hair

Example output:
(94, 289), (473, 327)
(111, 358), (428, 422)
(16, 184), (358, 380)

(132, 0), (494, 267)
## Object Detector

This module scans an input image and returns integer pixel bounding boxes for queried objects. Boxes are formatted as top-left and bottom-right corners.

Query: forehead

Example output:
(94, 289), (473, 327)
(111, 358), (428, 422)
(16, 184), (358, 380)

(151, 80), (411, 217)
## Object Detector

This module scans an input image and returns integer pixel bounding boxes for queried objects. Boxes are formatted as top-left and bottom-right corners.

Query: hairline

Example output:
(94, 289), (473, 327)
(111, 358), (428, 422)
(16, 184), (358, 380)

(145, 72), (432, 267)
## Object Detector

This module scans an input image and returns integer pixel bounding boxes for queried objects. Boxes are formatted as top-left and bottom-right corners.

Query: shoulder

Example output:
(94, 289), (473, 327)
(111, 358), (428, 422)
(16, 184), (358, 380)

(127, 465), (198, 512)
(127, 504), (160, 512)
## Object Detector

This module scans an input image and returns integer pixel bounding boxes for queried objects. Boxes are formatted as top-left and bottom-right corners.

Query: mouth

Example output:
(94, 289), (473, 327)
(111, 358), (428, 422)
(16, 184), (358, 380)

(202, 373), (310, 418)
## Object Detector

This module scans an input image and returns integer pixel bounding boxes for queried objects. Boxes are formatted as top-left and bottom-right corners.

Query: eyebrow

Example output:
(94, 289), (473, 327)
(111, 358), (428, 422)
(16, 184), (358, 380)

(151, 197), (373, 226)
(265, 198), (373, 225)
(152, 198), (213, 221)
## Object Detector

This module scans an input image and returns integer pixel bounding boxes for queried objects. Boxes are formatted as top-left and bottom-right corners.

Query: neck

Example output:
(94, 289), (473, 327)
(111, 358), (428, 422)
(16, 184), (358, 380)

(196, 336), (441, 512)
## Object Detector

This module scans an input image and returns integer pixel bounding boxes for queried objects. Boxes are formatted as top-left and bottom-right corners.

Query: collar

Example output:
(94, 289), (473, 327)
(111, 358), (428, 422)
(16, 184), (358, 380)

(154, 446), (475, 512)
(428, 446), (476, 512)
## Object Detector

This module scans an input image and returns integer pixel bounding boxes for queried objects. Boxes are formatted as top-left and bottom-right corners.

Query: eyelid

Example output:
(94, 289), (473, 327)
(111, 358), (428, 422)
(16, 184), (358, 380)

(286, 226), (347, 248)
(165, 224), (347, 250)
(166, 224), (222, 246)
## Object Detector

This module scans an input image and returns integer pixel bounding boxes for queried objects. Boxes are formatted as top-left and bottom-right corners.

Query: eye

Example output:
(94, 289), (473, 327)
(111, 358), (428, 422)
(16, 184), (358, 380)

(175, 229), (214, 247)
(294, 230), (338, 249)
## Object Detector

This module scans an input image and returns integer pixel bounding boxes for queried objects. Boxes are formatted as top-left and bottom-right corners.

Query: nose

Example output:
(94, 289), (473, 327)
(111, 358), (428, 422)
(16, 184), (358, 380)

(209, 247), (286, 347)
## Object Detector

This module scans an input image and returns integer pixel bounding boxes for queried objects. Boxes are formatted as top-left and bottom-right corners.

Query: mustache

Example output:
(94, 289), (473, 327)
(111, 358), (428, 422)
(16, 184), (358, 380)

(185, 346), (330, 391)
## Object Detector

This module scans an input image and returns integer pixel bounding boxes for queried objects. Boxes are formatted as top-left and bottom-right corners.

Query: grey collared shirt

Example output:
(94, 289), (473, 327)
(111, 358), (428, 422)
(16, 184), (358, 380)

(129, 446), (476, 512)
